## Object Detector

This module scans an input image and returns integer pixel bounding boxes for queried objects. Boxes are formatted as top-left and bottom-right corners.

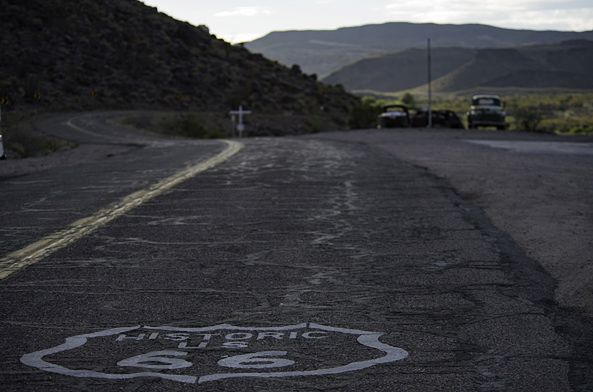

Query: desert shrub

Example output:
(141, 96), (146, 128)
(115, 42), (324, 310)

(3, 116), (74, 158)
(291, 64), (302, 74)
(6, 141), (25, 157)
(511, 107), (544, 132)
(123, 115), (153, 131)
(564, 124), (593, 135)
(348, 97), (382, 129)
(304, 116), (334, 134)
(401, 93), (416, 107)
(162, 114), (226, 139)
(542, 116), (593, 135)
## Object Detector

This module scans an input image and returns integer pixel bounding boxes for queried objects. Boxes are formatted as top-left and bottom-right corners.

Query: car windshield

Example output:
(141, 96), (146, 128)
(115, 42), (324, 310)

(473, 97), (502, 107)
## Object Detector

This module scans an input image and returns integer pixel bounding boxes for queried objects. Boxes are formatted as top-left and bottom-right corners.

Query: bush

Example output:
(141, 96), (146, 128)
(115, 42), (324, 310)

(304, 116), (333, 134)
(401, 93), (416, 107)
(542, 116), (593, 135)
(348, 97), (382, 129)
(4, 125), (74, 158)
(164, 114), (226, 139)
(511, 107), (544, 132)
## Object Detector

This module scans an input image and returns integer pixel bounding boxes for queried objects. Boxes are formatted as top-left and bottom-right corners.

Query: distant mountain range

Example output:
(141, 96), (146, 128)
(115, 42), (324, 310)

(246, 22), (593, 78)
(0, 0), (356, 127)
(325, 40), (593, 93)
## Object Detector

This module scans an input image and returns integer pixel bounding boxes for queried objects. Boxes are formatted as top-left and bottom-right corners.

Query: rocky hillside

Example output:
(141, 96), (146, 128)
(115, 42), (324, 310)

(246, 23), (593, 78)
(325, 40), (593, 93)
(0, 0), (357, 127)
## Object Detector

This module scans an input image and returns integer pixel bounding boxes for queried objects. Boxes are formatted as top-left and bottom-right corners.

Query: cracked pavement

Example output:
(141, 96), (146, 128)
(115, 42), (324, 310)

(0, 114), (592, 391)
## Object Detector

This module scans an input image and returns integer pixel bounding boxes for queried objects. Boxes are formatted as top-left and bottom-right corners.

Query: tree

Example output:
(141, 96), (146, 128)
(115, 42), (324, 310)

(401, 93), (416, 107)
(513, 107), (544, 132)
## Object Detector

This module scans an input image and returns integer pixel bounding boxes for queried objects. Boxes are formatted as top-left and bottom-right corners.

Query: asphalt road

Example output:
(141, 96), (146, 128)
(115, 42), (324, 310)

(1, 114), (592, 391)
(314, 129), (593, 314)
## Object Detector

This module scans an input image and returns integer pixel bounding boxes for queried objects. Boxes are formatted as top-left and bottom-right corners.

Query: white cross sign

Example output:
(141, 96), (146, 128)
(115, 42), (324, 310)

(229, 105), (252, 138)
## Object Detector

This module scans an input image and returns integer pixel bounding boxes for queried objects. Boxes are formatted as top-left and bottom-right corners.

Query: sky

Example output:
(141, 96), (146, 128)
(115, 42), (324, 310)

(140, 0), (593, 43)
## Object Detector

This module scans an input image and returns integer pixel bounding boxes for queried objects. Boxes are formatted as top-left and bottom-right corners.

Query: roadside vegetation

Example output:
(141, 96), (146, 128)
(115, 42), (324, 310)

(0, 111), (75, 158)
(120, 111), (342, 138)
(352, 92), (593, 135)
(4, 91), (591, 160)
(508, 94), (593, 135)
(121, 112), (228, 139)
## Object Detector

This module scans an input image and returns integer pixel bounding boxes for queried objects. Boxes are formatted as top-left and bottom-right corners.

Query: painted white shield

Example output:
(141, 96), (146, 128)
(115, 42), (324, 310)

(21, 322), (409, 385)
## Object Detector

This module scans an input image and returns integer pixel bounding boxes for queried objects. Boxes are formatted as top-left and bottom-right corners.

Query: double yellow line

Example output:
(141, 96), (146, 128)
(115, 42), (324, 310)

(0, 140), (243, 280)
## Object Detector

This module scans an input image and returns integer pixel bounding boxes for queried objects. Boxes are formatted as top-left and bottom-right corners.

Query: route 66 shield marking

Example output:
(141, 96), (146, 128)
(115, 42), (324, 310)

(21, 322), (409, 385)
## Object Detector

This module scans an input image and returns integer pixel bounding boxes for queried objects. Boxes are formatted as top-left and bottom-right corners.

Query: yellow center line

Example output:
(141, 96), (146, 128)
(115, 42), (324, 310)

(0, 140), (243, 280)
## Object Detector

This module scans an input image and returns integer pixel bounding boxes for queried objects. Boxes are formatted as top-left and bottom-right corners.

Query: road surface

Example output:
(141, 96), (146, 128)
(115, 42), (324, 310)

(0, 113), (591, 391)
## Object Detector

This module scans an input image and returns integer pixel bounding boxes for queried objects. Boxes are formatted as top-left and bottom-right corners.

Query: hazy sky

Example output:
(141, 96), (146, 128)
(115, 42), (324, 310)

(140, 1), (593, 43)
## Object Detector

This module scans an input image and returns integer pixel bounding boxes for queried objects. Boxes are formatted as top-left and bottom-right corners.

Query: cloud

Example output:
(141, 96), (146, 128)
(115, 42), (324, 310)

(385, 0), (520, 22)
(225, 32), (266, 44)
(214, 6), (273, 18)
(383, 0), (593, 30)
(501, 8), (593, 31)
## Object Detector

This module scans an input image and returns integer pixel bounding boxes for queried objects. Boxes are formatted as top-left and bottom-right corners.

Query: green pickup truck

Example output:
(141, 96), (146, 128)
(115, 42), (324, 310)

(467, 95), (507, 130)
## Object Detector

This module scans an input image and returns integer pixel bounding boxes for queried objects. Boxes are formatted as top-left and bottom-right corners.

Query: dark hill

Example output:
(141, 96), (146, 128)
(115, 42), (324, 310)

(324, 47), (476, 92)
(0, 0), (357, 126)
(433, 40), (593, 92)
(325, 40), (593, 93)
(246, 22), (593, 78)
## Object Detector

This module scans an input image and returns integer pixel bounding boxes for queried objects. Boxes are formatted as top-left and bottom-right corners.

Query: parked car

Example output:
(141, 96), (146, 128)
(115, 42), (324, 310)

(411, 109), (464, 129)
(467, 95), (507, 130)
(377, 105), (410, 128)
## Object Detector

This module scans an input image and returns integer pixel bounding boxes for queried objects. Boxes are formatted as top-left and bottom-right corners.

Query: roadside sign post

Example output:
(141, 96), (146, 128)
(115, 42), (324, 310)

(229, 105), (252, 138)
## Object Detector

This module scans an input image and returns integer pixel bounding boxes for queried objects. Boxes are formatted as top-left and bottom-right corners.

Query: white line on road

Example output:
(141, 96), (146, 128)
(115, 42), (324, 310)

(0, 139), (243, 280)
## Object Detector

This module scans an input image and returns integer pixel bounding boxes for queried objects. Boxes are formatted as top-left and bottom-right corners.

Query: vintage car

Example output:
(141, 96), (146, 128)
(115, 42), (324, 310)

(410, 109), (464, 129)
(377, 105), (410, 128)
(467, 95), (507, 130)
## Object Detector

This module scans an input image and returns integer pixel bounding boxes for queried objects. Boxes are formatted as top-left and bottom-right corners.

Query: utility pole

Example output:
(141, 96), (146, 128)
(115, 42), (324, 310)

(427, 38), (432, 129)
